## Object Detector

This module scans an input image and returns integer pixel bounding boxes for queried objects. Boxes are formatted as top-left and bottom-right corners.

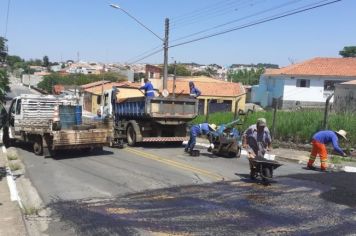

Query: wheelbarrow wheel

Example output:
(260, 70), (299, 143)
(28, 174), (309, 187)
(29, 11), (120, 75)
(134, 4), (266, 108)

(262, 167), (272, 184)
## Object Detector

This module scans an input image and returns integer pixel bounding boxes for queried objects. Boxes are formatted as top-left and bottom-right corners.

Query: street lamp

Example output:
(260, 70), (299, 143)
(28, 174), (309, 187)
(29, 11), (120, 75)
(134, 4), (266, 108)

(109, 3), (169, 90)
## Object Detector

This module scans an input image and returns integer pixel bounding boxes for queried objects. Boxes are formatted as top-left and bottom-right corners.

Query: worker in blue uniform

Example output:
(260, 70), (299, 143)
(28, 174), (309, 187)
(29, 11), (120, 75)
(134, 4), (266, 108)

(185, 123), (217, 154)
(140, 78), (155, 97)
(189, 81), (201, 98)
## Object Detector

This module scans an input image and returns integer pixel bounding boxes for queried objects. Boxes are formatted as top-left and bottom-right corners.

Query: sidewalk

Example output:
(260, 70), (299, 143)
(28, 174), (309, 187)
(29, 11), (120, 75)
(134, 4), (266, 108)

(0, 146), (27, 236)
(189, 138), (356, 172)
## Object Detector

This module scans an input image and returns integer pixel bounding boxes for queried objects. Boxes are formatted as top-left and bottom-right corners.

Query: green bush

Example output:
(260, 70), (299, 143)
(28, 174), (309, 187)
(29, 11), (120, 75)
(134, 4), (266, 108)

(38, 72), (128, 93)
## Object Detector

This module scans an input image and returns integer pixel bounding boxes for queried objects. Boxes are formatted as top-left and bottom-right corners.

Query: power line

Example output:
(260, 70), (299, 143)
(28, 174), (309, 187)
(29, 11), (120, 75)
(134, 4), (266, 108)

(126, 44), (162, 62)
(170, 0), (342, 49)
(170, 0), (237, 22)
(128, 48), (163, 64)
(170, 0), (303, 43)
(171, 0), (260, 29)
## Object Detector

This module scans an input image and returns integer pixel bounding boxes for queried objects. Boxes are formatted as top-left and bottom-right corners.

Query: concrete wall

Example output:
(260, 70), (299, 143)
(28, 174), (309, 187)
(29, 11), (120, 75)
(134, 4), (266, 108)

(334, 84), (356, 113)
(21, 74), (43, 87)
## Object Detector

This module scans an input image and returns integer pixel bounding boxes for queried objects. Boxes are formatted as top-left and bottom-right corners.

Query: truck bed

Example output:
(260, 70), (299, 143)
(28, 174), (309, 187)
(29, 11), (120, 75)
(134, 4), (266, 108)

(115, 97), (198, 122)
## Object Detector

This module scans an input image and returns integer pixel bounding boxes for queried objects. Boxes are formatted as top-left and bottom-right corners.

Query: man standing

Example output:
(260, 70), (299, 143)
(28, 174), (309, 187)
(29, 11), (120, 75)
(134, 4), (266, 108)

(140, 78), (155, 97)
(307, 130), (347, 171)
(189, 81), (201, 98)
(185, 123), (217, 154)
(93, 109), (102, 121)
(242, 118), (272, 178)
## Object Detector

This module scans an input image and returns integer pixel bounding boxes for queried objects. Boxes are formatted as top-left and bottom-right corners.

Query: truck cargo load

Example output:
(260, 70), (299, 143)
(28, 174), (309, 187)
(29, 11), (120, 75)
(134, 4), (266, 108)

(3, 94), (112, 157)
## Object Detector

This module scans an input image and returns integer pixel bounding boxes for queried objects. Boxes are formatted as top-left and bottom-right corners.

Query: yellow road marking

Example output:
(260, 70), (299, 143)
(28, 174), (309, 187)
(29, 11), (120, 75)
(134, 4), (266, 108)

(125, 148), (224, 181)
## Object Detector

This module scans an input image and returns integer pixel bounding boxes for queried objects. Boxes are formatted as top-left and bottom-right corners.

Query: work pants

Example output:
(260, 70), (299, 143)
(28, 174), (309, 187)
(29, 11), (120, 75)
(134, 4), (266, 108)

(308, 139), (328, 170)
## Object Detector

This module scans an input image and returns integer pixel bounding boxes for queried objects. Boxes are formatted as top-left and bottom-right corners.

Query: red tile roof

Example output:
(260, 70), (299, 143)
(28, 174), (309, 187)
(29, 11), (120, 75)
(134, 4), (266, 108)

(84, 82), (141, 95)
(264, 57), (356, 77)
(81, 80), (110, 89)
(167, 80), (245, 97)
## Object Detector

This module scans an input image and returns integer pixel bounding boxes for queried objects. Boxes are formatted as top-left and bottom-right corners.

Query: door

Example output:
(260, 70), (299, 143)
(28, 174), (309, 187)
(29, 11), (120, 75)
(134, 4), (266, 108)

(8, 99), (17, 138)
(7, 98), (22, 138)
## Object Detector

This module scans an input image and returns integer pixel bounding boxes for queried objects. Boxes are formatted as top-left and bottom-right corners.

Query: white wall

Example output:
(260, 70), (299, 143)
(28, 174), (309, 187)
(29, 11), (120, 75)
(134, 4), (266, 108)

(283, 77), (325, 102)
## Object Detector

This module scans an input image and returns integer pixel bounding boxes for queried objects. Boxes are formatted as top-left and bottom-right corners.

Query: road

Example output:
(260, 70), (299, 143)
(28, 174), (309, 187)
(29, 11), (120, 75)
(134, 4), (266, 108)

(7, 80), (356, 235)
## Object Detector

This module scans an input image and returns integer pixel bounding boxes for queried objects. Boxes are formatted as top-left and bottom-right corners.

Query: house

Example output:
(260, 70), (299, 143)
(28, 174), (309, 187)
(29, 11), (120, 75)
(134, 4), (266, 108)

(81, 81), (141, 114)
(251, 57), (356, 109)
(146, 64), (162, 80)
(334, 80), (356, 113)
(166, 76), (246, 115)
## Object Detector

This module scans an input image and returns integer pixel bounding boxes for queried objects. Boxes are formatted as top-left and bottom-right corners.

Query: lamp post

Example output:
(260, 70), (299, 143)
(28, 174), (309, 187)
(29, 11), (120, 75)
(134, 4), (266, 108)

(110, 4), (169, 90)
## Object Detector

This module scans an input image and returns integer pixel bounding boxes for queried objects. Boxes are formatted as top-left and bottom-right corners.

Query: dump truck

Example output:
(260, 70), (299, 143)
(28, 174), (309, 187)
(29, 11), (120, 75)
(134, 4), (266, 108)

(102, 86), (198, 146)
(2, 94), (112, 157)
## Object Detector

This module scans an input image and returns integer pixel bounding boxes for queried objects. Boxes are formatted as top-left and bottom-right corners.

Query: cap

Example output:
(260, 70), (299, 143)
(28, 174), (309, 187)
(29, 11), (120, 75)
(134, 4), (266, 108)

(257, 118), (267, 126)
(335, 130), (347, 140)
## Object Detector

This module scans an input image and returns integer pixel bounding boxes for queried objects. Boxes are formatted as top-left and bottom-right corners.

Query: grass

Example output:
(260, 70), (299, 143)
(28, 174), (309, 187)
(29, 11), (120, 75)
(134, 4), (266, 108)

(191, 111), (356, 147)
(330, 155), (356, 164)
(8, 163), (21, 171)
(23, 206), (39, 216)
(7, 153), (18, 161)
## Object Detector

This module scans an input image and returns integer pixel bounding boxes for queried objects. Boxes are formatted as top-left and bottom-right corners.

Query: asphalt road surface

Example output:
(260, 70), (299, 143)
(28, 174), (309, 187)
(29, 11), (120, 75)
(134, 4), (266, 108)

(8, 81), (356, 236)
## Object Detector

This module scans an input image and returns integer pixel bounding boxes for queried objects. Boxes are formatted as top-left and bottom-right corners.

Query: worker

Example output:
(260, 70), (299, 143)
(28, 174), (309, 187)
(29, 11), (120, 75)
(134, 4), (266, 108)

(189, 81), (201, 98)
(307, 130), (348, 171)
(242, 118), (272, 179)
(140, 78), (155, 97)
(93, 109), (102, 121)
(185, 123), (217, 154)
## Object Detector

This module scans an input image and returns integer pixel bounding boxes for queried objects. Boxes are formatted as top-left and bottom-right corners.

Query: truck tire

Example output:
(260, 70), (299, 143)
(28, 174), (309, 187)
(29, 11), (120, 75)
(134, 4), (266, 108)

(126, 125), (136, 147)
(33, 137), (43, 156)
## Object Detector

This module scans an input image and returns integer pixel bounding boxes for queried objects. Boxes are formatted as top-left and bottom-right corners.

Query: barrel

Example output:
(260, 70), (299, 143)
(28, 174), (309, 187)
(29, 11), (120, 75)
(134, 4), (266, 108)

(75, 105), (82, 125)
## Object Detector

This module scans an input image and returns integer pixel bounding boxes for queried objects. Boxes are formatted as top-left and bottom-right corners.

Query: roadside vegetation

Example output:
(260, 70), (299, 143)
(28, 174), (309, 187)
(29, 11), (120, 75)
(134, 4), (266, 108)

(9, 163), (21, 171)
(192, 111), (356, 147)
(37, 72), (128, 93)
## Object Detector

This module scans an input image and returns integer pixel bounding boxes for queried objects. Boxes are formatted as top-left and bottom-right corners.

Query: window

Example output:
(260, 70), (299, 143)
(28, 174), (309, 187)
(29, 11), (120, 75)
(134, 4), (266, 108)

(296, 79), (310, 88)
(16, 99), (22, 115)
(96, 95), (102, 105)
(149, 72), (154, 79)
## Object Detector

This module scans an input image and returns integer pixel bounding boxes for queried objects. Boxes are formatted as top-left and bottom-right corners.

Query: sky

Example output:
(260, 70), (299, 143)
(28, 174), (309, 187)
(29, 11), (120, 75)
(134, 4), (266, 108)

(0, 0), (355, 67)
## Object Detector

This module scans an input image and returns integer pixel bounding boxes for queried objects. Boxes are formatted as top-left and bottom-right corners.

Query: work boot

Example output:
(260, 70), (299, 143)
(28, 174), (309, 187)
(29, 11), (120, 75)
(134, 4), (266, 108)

(184, 148), (189, 153)
(307, 165), (316, 170)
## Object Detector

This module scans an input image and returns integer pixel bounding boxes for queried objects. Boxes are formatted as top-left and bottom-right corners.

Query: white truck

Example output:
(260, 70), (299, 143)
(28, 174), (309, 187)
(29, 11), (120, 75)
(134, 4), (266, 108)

(3, 94), (112, 157)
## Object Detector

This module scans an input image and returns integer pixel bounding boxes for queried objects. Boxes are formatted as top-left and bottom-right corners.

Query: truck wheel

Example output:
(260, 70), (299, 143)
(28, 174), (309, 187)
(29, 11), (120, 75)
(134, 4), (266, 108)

(127, 125), (136, 146)
(33, 138), (43, 156)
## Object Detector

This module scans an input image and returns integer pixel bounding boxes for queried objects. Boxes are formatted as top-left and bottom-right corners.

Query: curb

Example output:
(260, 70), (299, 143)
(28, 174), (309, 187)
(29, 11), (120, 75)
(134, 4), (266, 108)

(1, 145), (23, 208)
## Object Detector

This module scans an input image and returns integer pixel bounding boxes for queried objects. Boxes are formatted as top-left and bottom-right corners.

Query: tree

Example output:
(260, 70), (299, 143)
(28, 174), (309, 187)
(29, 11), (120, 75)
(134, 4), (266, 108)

(228, 68), (265, 85)
(6, 55), (23, 69)
(168, 64), (191, 76)
(0, 69), (10, 102)
(0, 37), (8, 64)
(339, 46), (356, 58)
(43, 55), (50, 68)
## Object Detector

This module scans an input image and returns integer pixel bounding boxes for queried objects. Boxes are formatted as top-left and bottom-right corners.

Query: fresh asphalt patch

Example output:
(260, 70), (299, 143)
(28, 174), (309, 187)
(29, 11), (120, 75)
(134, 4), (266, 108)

(48, 178), (356, 236)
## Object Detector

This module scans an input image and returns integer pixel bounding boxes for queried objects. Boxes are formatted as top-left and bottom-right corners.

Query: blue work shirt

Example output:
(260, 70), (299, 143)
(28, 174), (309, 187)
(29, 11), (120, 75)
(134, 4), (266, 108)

(191, 123), (210, 136)
(313, 130), (344, 155)
(140, 82), (155, 97)
(190, 87), (201, 98)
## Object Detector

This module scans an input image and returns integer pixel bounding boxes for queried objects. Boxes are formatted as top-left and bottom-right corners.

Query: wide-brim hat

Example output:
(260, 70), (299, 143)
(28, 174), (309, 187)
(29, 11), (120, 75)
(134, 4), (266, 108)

(209, 124), (217, 131)
(335, 130), (347, 140)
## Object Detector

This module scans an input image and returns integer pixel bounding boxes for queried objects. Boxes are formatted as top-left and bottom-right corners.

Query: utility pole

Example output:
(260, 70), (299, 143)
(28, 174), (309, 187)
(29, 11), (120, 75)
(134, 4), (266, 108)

(163, 18), (169, 90)
(173, 60), (176, 97)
